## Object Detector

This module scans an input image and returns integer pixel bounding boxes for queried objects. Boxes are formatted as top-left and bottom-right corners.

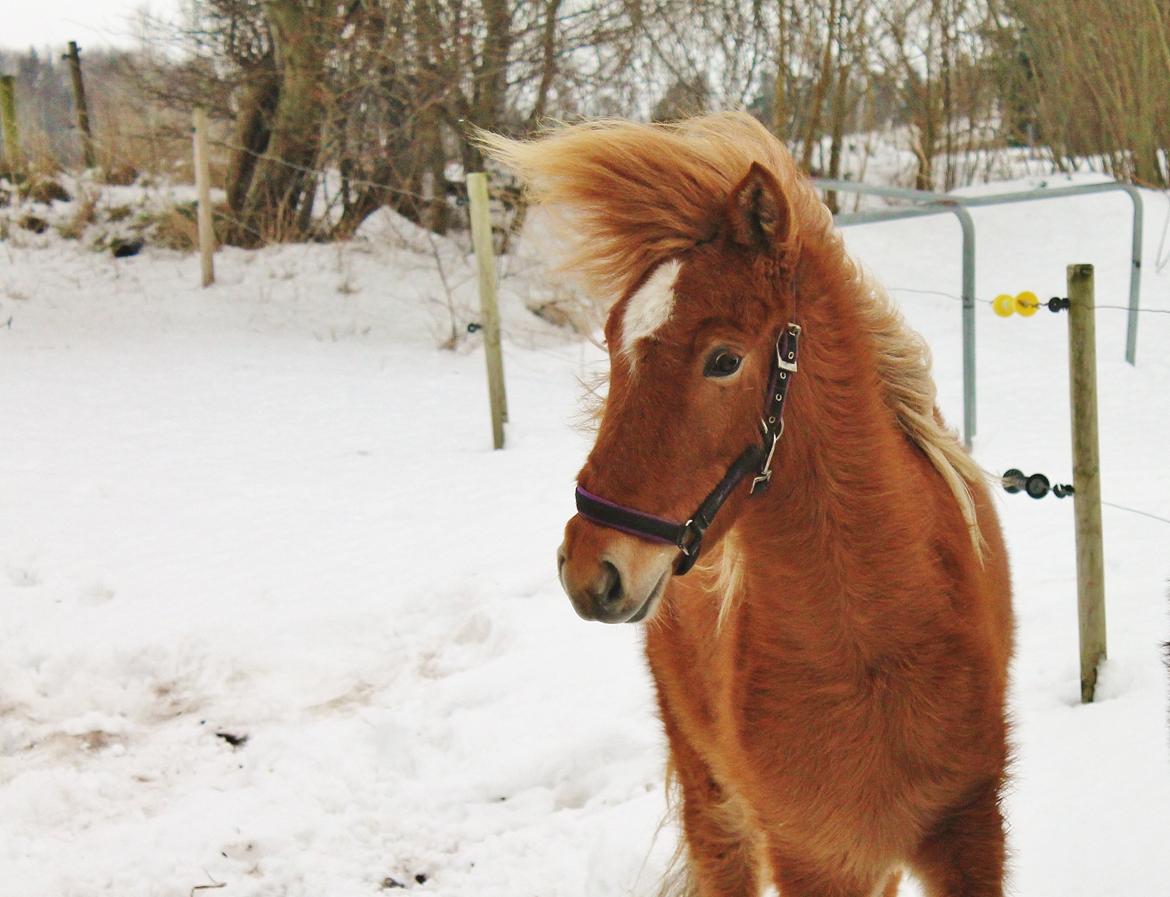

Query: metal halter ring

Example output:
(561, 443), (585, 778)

(677, 520), (703, 556)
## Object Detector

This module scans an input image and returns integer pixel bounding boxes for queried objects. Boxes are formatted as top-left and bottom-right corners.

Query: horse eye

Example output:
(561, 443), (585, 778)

(704, 349), (742, 378)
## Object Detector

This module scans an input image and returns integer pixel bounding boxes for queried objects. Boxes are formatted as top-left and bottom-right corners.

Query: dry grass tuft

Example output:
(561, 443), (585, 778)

(21, 176), (72, 205)
(143, 202), (228, 252)
(148, 203), (201, 252)
(57, 190), (99, 240)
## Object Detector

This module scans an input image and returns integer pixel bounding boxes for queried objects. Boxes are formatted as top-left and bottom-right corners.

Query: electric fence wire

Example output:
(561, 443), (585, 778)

(884, 286), (1170, 528)
(888, 285), (1170, 315)
(74, 128), (1170, 316)
(1100, 501), (1170, 527)
(22, 137), (1170, 524)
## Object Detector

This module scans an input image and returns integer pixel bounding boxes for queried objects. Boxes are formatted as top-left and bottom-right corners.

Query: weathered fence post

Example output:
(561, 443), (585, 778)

(957, 207), (976, 449)
(0, 75), (21, 174)
(1066, 263), (1107, 703)
(467, 172), (508, 450)
(63, 41), (96, 170)
(192, 107), (216, 287)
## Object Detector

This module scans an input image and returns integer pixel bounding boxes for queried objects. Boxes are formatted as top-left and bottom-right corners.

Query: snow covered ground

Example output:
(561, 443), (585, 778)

(2, 179), (1169, 897)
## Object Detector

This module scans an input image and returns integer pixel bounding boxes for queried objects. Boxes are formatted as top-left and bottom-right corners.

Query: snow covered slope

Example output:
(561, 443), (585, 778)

(1, 183), (1168, 897)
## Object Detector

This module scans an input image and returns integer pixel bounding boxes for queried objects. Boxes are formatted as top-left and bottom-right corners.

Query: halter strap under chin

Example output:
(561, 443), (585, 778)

(574, 322), (802, 576)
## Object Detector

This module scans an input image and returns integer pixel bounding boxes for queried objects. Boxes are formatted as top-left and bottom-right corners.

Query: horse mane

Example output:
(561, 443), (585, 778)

(478, 112), (984, 556)
(475, 113), (830, 303)
(858, 277), (987, 557)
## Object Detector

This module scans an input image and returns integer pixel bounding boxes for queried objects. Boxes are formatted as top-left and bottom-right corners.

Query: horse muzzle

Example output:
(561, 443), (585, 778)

(557, 517), (674, 624)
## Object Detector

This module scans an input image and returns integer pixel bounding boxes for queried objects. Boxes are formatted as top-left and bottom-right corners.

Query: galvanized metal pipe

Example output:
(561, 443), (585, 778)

(814, 177), (1146, 450)
(955, 183), (1143, 366)
(819, 178), (1143, 364)
(825, 185), (978, 448)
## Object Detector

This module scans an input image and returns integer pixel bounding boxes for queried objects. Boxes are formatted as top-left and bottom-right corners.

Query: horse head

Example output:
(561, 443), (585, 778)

(559, 162), (802, 622)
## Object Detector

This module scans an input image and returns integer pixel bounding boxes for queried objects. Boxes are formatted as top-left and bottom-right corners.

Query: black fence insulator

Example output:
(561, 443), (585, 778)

(1002, 468), (1074, 499)
(466, 322), (482, 333)
(1002, 468), (1026, 493)
(1025, 473), (1051, 499)
(1048, 296), (1071, 312)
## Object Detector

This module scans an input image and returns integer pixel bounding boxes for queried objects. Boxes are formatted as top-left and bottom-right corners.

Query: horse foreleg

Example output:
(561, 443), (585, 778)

(767, 849), (892, 897)
(665, 731), (762, 897)
(910, 779), (1006, 897)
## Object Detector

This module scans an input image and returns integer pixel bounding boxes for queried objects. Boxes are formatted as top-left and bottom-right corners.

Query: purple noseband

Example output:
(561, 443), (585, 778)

(573, 322), (802, 575)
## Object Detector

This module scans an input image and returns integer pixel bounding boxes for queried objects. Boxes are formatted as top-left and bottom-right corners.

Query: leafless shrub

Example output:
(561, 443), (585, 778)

(1001, 0), (1169, 186)
(56, 190), (98, 240)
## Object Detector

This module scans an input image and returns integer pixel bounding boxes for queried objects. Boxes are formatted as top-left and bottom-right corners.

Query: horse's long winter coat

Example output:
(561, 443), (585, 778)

(482, 113), (1013, 897)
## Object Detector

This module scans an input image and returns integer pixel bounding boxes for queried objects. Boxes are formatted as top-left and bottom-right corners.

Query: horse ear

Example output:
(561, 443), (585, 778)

(727, 162), (791, 254)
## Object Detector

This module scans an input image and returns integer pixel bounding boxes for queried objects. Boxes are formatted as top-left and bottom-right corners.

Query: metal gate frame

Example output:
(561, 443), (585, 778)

(813, 177), (1144, 448)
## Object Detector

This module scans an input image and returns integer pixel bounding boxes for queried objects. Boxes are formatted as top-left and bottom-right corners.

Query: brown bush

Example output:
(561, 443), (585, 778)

(147, 203), (200, 251)
(1007, 0), (1170, 186)
(21, 177), (72, 205)
(144, 201), (228, 251)
(57, 191), (98, 240)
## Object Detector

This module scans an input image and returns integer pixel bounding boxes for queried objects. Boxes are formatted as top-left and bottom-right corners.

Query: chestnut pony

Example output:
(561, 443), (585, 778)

(482, 113), (1013, 897)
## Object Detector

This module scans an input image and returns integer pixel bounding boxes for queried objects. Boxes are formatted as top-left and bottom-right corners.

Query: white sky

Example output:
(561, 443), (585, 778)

(6, 0), (180, 52)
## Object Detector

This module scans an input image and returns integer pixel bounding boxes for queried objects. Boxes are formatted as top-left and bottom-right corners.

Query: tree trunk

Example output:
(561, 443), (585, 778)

(334, 159), (398, 240)
(940, 0), (955, 190)
(916, 0), (940, 191)
(422, 106), (449, 234)
(771, 0), (790, 140)
(464, 0), (513, 172)
(826, 59), (850, 213)
(527, 0), (563, 129)
(225, 63), (279, 220)
(235, 0), (329, 245)
(801, 0), (838, 171)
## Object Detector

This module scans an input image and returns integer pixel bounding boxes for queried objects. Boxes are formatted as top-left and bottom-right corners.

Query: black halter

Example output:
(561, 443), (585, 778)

(574, 322), (802, 575)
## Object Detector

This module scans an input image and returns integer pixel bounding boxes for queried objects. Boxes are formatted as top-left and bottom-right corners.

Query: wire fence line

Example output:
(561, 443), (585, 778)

(885, 284), (1170, 528)
(19, 132), (1170, 529)
(79, 125), (442, 209)
(206, 136), (441, 208)
(1101, 500), (1170, 527)
(49, 127), (1170, 308)
(183, 140), (1170, 323)
(887, 285), (1170, 315)
(71, 127), (483, 255)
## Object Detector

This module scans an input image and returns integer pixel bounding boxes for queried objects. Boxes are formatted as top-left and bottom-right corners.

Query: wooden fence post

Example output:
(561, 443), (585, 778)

(1066, 263), (1107, 703)
(0, 75), (21, 175)
(63, 41), (96, 170)
(192, 107), (216, 287)
(467, 172), (507, 450)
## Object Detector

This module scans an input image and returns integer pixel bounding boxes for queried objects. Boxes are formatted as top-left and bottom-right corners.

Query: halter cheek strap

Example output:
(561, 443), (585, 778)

(574, 323), (802, 575)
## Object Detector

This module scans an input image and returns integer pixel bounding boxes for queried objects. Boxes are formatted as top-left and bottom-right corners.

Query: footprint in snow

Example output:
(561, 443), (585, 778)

(79, 583), (115, 606)
(418, 612), (504, 679)
(7, 566), (41, 588)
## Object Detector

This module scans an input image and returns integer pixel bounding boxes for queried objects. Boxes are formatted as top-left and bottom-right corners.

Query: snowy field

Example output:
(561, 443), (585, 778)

(2, 177), (1169, 897)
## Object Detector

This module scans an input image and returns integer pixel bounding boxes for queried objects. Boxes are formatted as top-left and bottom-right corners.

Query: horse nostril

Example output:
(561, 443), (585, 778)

(596, 560), (623, 608)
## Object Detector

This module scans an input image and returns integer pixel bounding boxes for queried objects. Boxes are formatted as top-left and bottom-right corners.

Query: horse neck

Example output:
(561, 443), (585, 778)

(735, 251), (928, 631)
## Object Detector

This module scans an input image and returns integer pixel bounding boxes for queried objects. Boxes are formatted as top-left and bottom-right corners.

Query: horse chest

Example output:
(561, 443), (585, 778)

(645, 596), (743, 757)
(646, 598), (945, 852)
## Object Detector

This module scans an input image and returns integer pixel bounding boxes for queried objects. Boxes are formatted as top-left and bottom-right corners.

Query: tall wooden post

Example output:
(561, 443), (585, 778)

(1066, 263), (1107, 703)
(192, 108), (216, 287)
(467, 172), (508, 450)
(64, 41), (97, 170)
(0, 75), (21, 174)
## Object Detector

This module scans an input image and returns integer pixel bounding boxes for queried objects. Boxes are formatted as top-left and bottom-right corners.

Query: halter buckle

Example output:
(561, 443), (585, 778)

(750, 469), (772, 493)
(776, 324), (800, 372)
(677, 519), (703, 556)
(751, 424), (781, 494)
